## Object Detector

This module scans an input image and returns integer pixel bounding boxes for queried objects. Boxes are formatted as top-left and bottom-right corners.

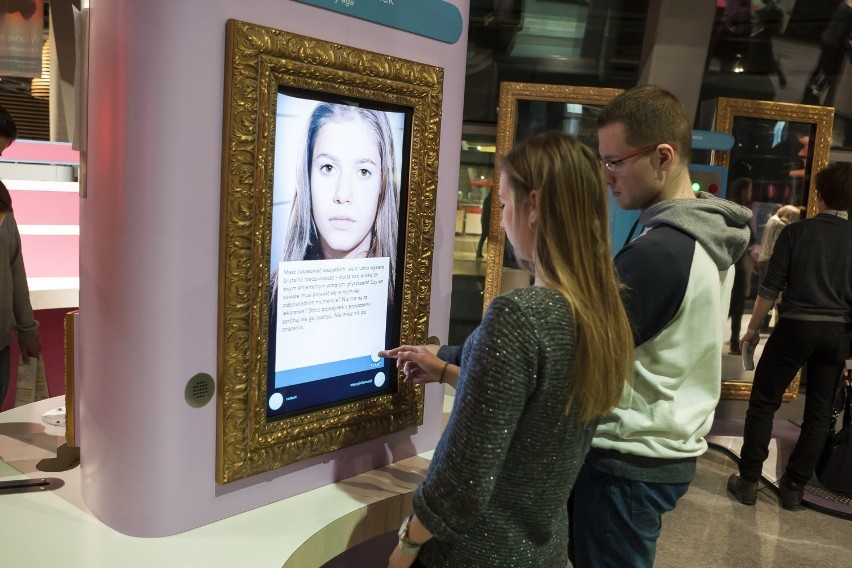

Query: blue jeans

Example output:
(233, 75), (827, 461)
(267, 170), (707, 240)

(571, 464), (689, 568)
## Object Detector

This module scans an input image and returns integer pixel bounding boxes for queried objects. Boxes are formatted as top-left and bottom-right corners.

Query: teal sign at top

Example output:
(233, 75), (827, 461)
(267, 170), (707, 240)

(297, 0), (463, 44)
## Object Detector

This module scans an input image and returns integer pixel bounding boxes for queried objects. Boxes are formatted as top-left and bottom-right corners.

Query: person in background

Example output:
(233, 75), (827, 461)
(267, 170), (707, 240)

(382, 131), (634, 568)
(802, 0), (852, 105)
(757, 204), (800, 284)
(748, 0), (787, 87)
(757, 204), (801, 329)
(570, 85), (751, 568)
(715, 0), (753, 71)
(475, 188), (491, 259)
(727, 177), (755, 355)
(728, 162), (852, 510)
(0, 104), (41, 408)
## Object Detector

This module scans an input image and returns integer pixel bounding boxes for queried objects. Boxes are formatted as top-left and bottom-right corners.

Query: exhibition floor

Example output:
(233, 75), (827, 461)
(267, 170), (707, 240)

(2, 391), (850, 567)
(656, 391), (852, 568)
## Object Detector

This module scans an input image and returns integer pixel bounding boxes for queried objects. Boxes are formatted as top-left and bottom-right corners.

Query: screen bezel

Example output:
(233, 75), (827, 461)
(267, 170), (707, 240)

(266, 88), (413, 420)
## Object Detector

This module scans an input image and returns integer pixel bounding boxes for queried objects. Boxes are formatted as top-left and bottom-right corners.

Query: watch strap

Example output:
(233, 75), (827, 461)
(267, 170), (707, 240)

(398, 513), (424, 555)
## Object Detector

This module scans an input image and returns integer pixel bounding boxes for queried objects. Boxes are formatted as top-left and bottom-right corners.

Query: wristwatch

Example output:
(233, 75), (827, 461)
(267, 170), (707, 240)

(397, 514), (424, 557)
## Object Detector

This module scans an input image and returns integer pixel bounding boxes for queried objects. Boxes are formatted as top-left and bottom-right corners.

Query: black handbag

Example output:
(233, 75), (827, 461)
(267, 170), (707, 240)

(815, 381), (852, 494)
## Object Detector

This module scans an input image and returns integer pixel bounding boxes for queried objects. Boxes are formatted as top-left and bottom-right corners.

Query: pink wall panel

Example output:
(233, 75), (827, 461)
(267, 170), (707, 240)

(1, 140), (79, 164)
(8, 191), (80, 225)
(19, 235), (79, 278)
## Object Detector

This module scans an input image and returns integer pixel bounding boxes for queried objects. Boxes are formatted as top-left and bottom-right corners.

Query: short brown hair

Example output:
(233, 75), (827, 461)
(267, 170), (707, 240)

(814, 163), (852, 211)
(597, 85), (692, 162)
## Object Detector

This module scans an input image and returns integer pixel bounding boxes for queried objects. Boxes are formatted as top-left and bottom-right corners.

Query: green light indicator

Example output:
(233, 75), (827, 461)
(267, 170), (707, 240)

(691, 182), (701, 192)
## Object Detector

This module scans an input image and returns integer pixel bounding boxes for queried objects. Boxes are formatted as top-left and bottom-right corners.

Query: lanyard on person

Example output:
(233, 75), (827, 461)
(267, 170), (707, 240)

(623, 218), (642, 248)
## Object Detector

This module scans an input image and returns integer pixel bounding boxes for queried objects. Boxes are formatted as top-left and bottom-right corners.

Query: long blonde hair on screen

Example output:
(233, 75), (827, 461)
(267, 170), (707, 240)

(500, 131), (633, 424)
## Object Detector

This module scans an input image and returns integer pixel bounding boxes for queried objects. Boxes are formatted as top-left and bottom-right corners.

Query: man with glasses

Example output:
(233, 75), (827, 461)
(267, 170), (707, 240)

(570, 85), (752, 568)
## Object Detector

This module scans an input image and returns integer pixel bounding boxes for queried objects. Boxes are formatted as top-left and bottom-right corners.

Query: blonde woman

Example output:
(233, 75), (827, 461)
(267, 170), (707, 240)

(381, 131), (634, 568)
(758, 204), (800, 278)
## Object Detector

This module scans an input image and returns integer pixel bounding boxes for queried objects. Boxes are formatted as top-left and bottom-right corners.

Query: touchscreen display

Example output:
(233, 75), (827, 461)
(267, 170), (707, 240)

(267, 90), (409, 419)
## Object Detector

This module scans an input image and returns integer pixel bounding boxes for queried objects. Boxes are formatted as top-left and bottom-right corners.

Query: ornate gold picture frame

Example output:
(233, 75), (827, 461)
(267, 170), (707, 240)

(217, 20), (443, 483)
(712, 97), (834, 401)
(483, 82), (623, 309)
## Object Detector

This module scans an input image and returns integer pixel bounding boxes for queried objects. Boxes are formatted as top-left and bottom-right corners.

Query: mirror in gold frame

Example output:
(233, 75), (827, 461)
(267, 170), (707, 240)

(482, 83), (623, 310)
(712, 97), (835, 401)
(217, 20), (443, 483)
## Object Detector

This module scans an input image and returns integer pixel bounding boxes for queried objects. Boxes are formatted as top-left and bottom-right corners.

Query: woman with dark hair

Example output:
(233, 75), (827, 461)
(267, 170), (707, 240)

(0, 105), (41, 407)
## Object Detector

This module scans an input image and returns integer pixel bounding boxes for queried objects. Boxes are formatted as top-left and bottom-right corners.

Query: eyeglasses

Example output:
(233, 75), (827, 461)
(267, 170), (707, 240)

(599, 144), (662, 173)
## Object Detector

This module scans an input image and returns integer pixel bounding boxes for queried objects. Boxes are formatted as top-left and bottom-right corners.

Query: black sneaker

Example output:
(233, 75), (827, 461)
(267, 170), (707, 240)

(779, 475), (805, 510)
(727, 474), (758, 505)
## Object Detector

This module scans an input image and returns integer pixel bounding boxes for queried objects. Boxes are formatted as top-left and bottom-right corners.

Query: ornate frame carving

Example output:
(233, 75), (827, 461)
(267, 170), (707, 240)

(217, 20), (443, 483)
(713, 97), (835, 401)
(483, 82), (623, 309)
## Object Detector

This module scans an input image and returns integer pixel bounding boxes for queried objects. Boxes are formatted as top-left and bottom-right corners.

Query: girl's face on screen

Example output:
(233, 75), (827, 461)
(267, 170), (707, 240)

(310, 117), (383, 259)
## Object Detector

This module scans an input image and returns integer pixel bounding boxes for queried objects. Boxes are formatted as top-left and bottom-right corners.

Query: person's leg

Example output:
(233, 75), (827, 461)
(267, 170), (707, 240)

(784, 323), (850, 485)
(774, 57), (786, 88)
(729, 257), (746, 351)
(739, 319), (814, 481)
(757, 261), (772, 330)
(572, 464), (688, 568)
(476, 232), (487, 258)
(0, 345), (10, 408)
(803, 45), (842, 103)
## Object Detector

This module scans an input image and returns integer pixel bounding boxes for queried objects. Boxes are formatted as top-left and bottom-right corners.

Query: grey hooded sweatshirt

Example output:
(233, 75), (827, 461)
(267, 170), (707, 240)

(589, 192), (752, 483)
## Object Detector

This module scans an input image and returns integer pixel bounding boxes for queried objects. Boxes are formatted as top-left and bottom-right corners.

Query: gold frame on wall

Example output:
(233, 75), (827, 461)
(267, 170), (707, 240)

(713, 97), (835, 401)
(483, 82), (623, 309)
(217, 20), (443, 484)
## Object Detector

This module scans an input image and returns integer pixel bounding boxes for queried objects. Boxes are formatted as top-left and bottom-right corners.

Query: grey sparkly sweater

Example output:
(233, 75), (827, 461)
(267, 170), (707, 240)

(414, 286), (595, 568)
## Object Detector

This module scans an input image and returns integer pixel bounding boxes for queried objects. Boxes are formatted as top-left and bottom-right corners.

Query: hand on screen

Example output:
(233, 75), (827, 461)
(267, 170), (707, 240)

(379, 345), (445, 385)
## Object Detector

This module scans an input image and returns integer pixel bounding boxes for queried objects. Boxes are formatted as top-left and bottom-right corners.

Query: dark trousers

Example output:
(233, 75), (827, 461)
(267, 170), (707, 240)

(739, 318), (851, 484)
(728, 256), (747, 345)
(803, 44), (846, 105)
(476, 232), (487, 256)
(0, 345), (9, 407)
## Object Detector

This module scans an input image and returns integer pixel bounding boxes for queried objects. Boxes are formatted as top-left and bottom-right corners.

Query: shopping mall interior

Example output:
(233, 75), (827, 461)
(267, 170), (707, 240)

(0, 1), (850, 566)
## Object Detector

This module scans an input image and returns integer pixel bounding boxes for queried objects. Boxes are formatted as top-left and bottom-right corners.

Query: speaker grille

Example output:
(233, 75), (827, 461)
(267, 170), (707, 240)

(185, 373), (215, 408)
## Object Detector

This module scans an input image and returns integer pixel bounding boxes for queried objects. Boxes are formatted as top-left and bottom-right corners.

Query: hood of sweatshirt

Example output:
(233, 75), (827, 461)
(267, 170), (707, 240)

(638, 192), (752, 270)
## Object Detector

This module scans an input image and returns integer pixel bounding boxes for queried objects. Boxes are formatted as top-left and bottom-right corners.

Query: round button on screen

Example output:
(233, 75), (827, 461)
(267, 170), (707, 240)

(374, 372), (386, 387)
